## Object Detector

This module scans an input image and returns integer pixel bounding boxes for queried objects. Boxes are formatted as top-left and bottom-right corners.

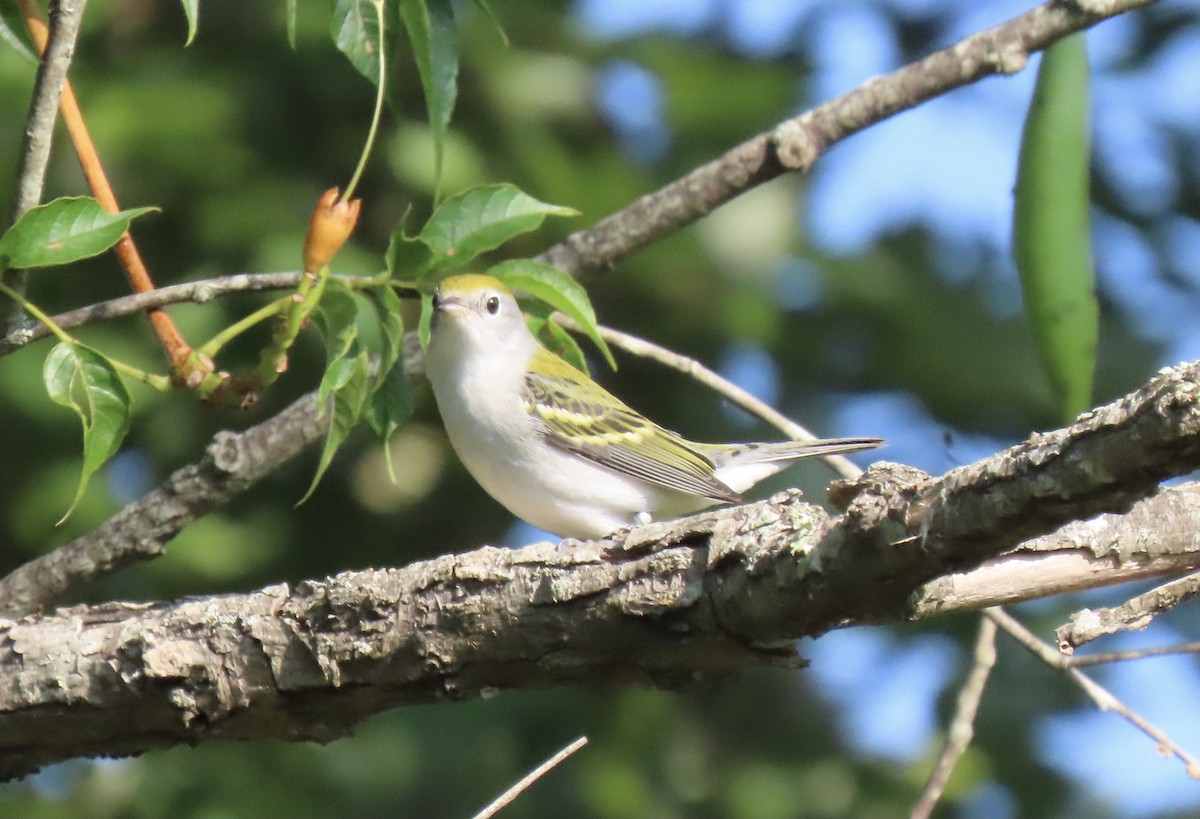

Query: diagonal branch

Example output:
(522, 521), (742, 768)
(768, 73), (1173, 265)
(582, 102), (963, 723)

(534, 0), (1156, 277)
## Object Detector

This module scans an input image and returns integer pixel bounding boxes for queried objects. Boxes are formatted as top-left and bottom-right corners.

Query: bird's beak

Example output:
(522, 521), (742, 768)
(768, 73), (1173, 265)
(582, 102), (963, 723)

(432, 292), (470, 318)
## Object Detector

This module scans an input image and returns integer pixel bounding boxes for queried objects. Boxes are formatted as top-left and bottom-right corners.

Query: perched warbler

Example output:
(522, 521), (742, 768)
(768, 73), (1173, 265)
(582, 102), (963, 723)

(424, 274), (883, 539)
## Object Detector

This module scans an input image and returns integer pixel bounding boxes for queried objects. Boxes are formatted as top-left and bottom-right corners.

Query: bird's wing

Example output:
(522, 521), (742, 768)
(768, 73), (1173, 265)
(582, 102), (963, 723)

(521, 349), (741, 503)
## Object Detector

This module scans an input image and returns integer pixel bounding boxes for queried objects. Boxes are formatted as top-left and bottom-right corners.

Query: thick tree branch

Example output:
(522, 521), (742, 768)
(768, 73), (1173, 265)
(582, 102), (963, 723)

(5, 359), (1200, 775)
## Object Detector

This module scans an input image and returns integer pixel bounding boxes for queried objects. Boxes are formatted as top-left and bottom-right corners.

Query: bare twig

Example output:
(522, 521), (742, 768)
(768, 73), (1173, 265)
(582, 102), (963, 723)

(5, 0), (91, 332)
(986, 608), (1200, 781)
(1066, 642), (1200, 668)
(555, 314), (865, 480)
(470, 736), (588, 819)
(911, 615), (998, 819)
(1057, 570), (1200, 653)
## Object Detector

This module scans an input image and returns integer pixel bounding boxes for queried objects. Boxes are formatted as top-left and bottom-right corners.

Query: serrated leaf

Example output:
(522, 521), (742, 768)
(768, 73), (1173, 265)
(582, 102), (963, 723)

(542, 317), (589, 374)
(0, 6), (37, 65)
(285, 0), (297, 48)
(43, 342), (131, 523)
(303, 349), (371, 502)
(417, 290), (434, 351)
(489, 258), (615, 369)
(1014, 34), (1097, 423)
(415, 184), (578, 277)
(314, 278), (361, 362)
(0, 197), (156, 269)
(180, 0), (199, 45)
(399, 0), (458, 197)
(331, 0), (394, 85)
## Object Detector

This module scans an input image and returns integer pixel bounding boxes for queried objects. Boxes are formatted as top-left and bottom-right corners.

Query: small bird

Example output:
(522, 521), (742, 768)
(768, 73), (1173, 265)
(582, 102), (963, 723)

(424, 274), (883, 539)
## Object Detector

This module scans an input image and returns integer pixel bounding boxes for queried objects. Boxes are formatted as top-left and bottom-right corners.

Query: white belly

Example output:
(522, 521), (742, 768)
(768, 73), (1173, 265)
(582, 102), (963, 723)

(429, 375), (709, 539)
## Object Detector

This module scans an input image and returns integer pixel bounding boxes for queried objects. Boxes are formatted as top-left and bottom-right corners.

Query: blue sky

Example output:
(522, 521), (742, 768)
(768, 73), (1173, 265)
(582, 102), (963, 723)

(571, 0), (1200, 815)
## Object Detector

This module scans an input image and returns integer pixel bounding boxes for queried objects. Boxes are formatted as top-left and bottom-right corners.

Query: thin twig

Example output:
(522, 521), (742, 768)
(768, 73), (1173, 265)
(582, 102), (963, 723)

(1057, 570), (1200, 653)
(5, 0), (91, 332)
(986, 608), (1200, 781)
(470, 736), (588, 819)
(555, 315), (865, 480)
(910, 615), (997, 819)
(1067, 642), (1200, 668)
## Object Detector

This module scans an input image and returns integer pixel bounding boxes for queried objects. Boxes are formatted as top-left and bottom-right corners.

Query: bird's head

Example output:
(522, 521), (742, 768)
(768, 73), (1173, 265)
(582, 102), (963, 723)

(429, 274), (536, 362)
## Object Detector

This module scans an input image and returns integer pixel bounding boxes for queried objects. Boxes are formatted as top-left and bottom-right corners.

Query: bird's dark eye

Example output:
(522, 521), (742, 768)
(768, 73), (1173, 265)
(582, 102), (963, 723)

(485, 296), (500, 315)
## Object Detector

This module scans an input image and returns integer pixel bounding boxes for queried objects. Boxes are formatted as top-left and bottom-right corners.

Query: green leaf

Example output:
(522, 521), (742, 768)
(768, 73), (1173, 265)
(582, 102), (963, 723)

(0, 197), (156, 269)
(313, 278), (361, 363)
(180, 0), (199, 45)
(386, 227), (434, 279)
(1013, 34), (1097, 423)
(330, 0), (394, 85)
(43, 342), (131, 524)
(489, 258), (615, 369)
(303, 349), (371, 502)
(469, 0), (508, 46)
(417, 290), (434, 351)
(285, 0), (297, 48)
(365, 358), (414, 442)
(542, 316), (589, 374)
(415, 184), (577, 278)
(367, 285), (406, 375)
(399, 0), (458, 198)
(0, 7), (37, 65)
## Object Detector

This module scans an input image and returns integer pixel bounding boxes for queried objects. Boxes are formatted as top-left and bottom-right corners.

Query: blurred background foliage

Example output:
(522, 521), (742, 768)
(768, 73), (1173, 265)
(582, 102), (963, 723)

(2, 0), (1200, 816)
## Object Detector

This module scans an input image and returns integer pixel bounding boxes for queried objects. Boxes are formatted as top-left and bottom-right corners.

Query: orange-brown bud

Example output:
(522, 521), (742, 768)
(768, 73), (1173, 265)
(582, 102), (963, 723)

(302, 187), (361, 272)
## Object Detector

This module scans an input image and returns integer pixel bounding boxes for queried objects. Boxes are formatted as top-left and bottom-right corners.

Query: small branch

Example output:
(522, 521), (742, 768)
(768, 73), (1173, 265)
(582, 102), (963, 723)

(554, 314), (864, 480)
(1067, 642), (1200, 668)
(0, 272), (382, 356)
(986, 608), (1200, 781)
(534, 0), (1156, 278)
(5, 0), (90, 332)
(1057, 570), (1200, 652)
(910, 615), (997, 819)
(471, 736), (588, 819)
(911, 484), (1200, 617)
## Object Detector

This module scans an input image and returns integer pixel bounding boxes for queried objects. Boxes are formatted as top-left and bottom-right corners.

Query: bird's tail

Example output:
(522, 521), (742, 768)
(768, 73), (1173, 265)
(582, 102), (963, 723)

(723, 436), (884, 463)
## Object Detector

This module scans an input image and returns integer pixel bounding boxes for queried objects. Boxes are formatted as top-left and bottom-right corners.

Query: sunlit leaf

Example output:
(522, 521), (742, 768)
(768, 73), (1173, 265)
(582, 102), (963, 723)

(303, 348), (371, 502)
(399, 0), (458, 197)
(411, 184), (577, 278)
(1014, 34), (1097, 422)
(489, 258), (615, 369)
(179, 0), (199, 45)
(0, 197), (156, 269)
(43, 342), (131, 523)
